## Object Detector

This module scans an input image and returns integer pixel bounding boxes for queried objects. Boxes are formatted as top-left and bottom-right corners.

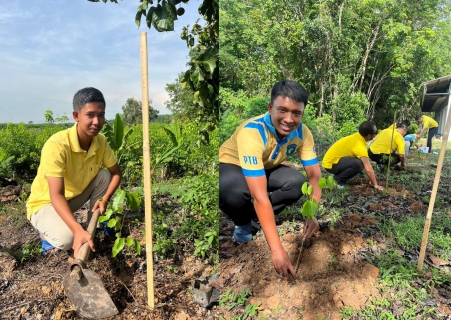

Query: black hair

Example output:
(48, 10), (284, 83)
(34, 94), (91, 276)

(359, 121), (376, 136)
(415, 115), (422, 121)
(401, 119), (411, 127)
(73, 87), (105, 111)
(396, 123), (407, 129)
(270, 80), (308, 105)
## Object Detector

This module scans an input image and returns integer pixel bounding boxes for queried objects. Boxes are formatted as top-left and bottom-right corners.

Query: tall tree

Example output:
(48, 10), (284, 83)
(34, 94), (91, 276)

(165, 73), (197, 121)
(220, 0), (451, 129)
(89, 0), (219, 131)
(121, 98), (159, 125)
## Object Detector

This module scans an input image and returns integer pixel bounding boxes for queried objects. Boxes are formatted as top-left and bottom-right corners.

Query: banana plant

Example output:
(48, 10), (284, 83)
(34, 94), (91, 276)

(153, 122), (183, 166)
(101, 113), (137, 165)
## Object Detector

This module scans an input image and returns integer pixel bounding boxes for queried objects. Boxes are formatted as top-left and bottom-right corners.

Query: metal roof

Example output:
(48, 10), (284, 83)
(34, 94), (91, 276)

(420, 75), (451, 112)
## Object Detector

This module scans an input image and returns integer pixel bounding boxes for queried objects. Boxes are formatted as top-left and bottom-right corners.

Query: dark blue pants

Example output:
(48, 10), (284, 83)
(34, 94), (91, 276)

(368, 149), (400, 167)
(219, 163), (306, 226)
(427, 127), (438, 153)
(324, 157), (363, 185)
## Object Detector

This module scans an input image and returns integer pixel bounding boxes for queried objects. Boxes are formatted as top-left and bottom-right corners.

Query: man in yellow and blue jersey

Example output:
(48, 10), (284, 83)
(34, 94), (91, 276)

(219, 80), (322, 280)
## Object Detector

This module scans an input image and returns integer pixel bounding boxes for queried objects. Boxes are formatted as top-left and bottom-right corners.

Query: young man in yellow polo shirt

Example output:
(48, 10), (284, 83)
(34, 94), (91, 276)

(322, 122), (384, 190)
(219, 80), (321, 280)
(368, 123), (407, 170)
(415, 115), (438, 153)
(26, 87), (122, 257)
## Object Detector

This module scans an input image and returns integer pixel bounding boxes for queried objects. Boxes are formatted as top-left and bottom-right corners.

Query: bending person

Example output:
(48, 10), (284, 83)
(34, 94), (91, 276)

(368, 123), (407, 169)
(322, 121), (384, 190)
(415, 115), (438, 153)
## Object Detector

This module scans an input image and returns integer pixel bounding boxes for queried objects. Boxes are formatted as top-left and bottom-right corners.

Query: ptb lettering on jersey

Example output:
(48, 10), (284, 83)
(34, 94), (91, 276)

(243, 156), (258, 165)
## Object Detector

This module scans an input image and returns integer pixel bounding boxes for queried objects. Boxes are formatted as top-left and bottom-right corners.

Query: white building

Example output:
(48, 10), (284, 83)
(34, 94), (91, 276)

(420, 75), (451, 140)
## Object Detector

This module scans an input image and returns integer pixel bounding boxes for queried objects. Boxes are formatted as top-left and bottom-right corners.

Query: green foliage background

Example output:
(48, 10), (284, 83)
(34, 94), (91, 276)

(220, 0), (451, 142)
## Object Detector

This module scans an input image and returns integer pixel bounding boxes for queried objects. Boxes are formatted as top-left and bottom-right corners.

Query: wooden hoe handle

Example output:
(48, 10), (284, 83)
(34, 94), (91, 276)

(70, 208), (101, 281)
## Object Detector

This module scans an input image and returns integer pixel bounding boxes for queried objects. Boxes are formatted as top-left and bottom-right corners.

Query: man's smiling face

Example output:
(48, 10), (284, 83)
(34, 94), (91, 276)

(268, 96), (304, 140)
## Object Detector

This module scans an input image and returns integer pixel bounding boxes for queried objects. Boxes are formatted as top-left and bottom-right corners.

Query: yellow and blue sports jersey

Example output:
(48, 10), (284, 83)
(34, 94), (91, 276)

(321, 133), (368, 169)
(219, 113), (318, 177)
(369, 128), (405, 155)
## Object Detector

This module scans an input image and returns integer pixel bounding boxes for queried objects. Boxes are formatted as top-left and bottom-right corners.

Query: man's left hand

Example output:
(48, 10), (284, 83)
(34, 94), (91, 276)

(303, 217), (319, 241)
(92, 198), (108, 214)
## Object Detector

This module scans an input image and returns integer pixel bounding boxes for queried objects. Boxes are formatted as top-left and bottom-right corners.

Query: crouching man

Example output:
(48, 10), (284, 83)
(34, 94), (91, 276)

(219, 80), (322, 280)
(26, 87), (122, 258)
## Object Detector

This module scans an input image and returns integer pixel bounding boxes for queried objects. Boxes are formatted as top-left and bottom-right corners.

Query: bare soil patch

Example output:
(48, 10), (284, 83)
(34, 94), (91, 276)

(219, 214), (381, 319)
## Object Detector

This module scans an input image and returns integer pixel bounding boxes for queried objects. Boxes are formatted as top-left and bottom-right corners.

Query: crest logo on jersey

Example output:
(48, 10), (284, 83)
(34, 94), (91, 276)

(286, 144), (296, 156)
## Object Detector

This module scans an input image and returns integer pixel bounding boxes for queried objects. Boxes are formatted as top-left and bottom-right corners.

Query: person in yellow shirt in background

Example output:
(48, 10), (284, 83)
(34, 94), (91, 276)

(415, 115), (438, 153)
(368, 123), (407, 170)
(26, 87), (122, 257)
(322, 122), (384, 191)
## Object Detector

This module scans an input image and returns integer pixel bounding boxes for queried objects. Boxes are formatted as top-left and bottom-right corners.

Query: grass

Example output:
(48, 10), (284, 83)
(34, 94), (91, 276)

(274, 139), (451, 319)
(339, 139), (451, 319)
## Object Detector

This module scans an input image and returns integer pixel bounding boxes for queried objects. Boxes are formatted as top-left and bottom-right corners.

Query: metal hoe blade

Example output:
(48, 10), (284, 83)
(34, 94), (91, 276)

(63, 269), (119, 319)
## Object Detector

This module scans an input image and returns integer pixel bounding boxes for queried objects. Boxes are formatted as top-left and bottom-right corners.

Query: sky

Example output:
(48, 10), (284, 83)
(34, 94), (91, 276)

(0, 0), (201, 123)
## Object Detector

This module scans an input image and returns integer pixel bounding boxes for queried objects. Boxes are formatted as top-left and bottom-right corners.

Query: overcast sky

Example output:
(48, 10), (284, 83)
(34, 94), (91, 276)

(0, 0), (200, 123)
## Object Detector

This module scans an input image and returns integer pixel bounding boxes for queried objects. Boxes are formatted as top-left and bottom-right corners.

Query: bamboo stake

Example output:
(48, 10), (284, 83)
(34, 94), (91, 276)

(140, 32), (154, 309)
(385, 111), (397, 189)
(417, 109), (451, 272)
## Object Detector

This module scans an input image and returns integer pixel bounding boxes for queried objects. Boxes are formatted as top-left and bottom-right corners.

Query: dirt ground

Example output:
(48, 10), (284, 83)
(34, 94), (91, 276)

(0, 196), (219, 320)
(218, 161), (451, 319)
(218, 210), (381, 320)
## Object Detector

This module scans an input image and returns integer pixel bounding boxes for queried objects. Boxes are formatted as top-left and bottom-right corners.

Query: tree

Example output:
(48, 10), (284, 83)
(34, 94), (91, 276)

(55, 115), (69, 124)
(88, 0), (219, 132)
(220, 0), (451, 130)
(121, 98), (159, 125)
(165, 73), (197, 121)
(44, 110), (54, 124)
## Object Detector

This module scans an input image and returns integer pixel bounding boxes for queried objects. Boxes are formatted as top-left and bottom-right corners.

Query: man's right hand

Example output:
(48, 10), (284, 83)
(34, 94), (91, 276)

(72, 229), (95, 258)
(272, 248), (297, 280)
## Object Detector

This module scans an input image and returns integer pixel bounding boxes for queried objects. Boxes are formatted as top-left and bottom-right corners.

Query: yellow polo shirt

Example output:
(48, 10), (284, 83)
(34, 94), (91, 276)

(219, 113), (318, 177)
(26, 123), (117, 219)
(369, 128), (405, 155)
(322, 133), (368, 169)
(421, 115), (438, 129)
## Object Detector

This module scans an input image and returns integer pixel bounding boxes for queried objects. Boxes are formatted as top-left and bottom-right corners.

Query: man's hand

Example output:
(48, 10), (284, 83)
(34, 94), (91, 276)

(372, 183), (385, 191)
(72, 229), (95, 258)
(272, 247), (296, 280)
(303, 218), (319, 241)
(92, 197), (108, 214)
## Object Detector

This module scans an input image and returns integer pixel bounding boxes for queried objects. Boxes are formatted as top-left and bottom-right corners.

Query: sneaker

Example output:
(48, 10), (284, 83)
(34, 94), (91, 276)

(232, 223), (252, 243)
(39, 234), (60, 255)
(337, 184), (345, 189)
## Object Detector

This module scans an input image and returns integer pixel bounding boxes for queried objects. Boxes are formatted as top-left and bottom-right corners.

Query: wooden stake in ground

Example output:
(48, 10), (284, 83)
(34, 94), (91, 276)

(140, 32), (154, 309)
(417, 107), (451, 272)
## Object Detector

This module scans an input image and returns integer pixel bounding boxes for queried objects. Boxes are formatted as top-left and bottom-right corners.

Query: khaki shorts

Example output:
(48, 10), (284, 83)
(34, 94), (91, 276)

(30, 169), (111, 250)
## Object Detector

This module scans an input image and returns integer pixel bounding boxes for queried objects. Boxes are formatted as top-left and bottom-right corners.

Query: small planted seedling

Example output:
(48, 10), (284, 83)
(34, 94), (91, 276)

(295, 176), (336, 272)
